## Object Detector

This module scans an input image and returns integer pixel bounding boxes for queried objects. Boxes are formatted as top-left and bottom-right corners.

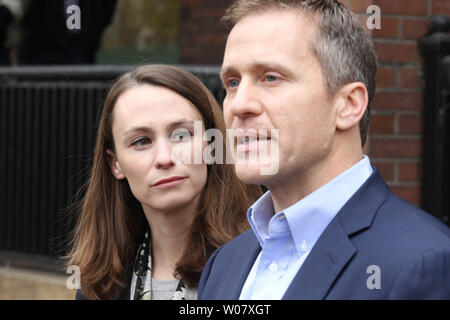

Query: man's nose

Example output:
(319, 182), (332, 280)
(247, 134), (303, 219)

(225, 79), (263, 119)
(154, 139), (175, 170)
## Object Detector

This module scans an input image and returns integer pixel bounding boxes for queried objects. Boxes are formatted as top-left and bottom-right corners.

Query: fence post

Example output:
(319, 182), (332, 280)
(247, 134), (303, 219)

(418, 14), (450, 225)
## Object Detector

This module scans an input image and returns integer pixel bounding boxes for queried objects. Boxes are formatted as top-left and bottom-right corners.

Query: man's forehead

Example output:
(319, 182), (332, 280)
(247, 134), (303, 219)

(221, 11), (317, 76)
(227, 8), (316, 40)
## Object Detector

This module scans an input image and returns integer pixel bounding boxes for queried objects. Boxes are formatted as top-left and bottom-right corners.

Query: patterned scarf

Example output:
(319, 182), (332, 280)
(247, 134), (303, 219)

(130, 230), (187, 300)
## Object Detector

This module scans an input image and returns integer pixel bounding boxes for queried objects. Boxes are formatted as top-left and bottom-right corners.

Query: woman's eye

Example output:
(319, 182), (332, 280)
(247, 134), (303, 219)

(132, 137), (151, 147)
(171, 129), (192, 142)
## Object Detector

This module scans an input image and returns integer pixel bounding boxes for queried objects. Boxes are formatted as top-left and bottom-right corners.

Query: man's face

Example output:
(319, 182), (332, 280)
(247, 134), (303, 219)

(221, 10), (338, 188)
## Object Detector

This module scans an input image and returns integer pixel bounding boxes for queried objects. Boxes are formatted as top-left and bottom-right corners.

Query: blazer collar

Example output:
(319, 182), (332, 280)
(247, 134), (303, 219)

(337, 168), (391, 236)
(282, 168), (391, 299)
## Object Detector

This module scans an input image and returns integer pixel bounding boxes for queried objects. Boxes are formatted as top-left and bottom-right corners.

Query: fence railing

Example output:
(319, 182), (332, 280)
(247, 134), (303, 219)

(0, 65), (223, 268)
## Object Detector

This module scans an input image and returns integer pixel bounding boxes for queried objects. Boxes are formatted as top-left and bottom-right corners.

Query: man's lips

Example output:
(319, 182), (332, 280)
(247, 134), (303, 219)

(233, 129), (272, 145)
(236, 136), (272, 145)
(152, 176), (186, 187)
(235, 135), (272, 146)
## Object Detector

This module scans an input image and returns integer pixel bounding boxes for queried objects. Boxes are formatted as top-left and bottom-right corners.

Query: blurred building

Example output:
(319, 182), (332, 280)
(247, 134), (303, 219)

(97, 0), (179, 64)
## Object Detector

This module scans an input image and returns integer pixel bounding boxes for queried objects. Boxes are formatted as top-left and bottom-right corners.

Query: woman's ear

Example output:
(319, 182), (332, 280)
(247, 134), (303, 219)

(335, 82), (368, 131)
(106, 149), (126, 180)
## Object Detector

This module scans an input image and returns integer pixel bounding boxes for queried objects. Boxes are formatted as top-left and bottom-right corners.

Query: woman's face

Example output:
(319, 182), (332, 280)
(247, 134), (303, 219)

(108, 84), (208, 213)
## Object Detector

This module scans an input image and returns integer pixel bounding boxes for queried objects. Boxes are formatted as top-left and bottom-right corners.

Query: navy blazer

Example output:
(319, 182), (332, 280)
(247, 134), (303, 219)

(198, 169), (450, 299)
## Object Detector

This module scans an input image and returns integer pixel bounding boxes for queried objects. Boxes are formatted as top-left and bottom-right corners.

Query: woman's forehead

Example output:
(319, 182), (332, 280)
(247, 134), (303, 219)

(112, 85), (203, 129)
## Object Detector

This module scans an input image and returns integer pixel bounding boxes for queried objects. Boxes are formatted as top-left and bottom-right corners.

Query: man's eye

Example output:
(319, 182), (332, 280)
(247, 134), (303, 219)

(171, 129), (192, 142)
(265, 75), (278, 82)
(227, 79), (240, 88)
(132, 137), (151, 147)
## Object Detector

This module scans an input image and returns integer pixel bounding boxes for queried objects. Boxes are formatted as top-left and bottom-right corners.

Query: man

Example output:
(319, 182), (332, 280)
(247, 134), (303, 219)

(198, 0), (450, 299)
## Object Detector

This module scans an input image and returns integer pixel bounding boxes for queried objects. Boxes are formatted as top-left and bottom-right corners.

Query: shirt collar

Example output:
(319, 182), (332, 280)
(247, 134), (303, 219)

(247, 156), (374, 256)
(247, 190), (275, 245)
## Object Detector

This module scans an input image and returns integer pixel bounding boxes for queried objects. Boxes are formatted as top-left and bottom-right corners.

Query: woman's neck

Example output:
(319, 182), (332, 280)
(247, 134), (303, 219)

(142, 198), (199, 280)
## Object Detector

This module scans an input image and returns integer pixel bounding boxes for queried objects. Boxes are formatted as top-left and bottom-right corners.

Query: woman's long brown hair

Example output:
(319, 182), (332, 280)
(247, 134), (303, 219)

(64, 65), (262, 300)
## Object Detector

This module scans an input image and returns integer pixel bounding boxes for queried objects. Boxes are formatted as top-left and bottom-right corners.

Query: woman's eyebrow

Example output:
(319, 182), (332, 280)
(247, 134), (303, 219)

(167, 120), (199, 134)
(169, 120), (196, 128)
(124, 126), (152, 137)
(123, 120), (198, 137)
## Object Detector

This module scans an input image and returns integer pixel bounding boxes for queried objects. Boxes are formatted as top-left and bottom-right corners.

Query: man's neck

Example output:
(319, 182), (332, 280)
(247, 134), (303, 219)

(269, 151), (364, 213)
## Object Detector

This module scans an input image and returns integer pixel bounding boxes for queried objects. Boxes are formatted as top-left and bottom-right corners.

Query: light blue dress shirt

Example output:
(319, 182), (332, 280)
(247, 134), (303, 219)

(239, 156), (374, 300)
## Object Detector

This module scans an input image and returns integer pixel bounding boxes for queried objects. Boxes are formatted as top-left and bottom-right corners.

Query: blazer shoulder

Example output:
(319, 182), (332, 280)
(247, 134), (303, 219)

(201, 229), (258, 273)
(198, 244), (223, 299)
(357, 192), (450, 275)
(198, 230), (261, 300)
(388, 246), (450, 299)
(225, 229), (259, 249)
(380, 194), (450, 242)
(75, 289), (87, 300)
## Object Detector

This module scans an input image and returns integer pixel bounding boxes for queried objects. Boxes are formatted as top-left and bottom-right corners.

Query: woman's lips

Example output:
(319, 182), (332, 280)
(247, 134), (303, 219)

(152, 176), (186, 188)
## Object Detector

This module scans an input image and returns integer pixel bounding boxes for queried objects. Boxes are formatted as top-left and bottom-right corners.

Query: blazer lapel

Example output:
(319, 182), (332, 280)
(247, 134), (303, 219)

(282, 169), (391, 300)
(282, 217), (356, 299)
(226, 231), (262, 299)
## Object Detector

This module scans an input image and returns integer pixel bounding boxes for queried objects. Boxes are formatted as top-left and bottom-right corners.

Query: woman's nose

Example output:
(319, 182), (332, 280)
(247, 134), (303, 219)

(154, 140), (175, 169)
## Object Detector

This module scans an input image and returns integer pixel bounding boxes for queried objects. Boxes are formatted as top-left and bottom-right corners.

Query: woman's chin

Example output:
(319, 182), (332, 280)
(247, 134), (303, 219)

(143, 194), (199, 214)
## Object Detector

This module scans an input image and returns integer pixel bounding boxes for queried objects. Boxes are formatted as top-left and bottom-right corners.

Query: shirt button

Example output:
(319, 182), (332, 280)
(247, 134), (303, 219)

(300, 240), (308, 253)
(269, 262), (278, 272)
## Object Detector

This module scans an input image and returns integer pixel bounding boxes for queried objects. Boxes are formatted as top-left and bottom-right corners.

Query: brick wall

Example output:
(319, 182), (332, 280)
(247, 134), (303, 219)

(342, 0), (446, 206)
(178, 0), (447, 206)
(179, 0), (229, 64)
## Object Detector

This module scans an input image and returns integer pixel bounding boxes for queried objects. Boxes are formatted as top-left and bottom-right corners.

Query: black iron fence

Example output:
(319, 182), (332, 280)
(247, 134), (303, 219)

(0, 65), (223, 267)
(418, 15), (450, 227)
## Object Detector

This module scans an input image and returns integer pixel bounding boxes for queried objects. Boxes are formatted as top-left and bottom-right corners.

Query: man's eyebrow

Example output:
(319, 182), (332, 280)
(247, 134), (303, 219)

(220, 66), (236, 83)
(254, 62), (297, 78)
(220, 62), (297, 81)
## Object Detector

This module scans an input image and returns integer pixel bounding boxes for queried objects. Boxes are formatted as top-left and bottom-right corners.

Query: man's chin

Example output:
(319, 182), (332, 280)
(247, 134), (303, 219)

(234, 163), (276, 185)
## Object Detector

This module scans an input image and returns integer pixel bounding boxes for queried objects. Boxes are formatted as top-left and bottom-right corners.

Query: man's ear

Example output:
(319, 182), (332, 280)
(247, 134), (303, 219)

(334, 82), (368, 131)
(106, 149), (126, 180)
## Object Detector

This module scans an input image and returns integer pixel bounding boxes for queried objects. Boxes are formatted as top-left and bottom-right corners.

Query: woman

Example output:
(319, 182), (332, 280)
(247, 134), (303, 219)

(65, 65), (262, 300)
